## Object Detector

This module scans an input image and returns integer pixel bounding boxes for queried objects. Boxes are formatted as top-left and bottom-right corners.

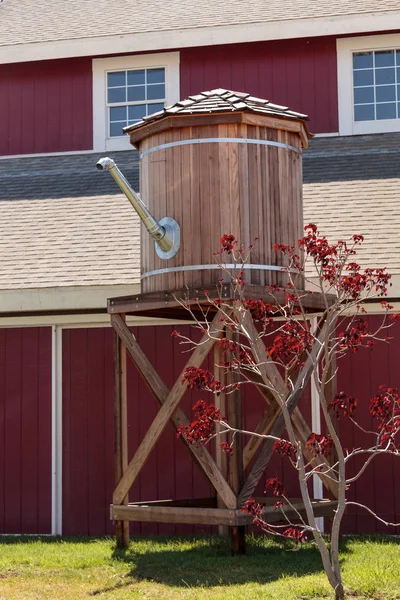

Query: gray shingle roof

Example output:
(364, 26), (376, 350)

(1, 0), (399, 47)
(124, 89), (309, 135)
(0, 151), (141, 290)
(1, 132), (399, 292)
(303, 133), (400, 275)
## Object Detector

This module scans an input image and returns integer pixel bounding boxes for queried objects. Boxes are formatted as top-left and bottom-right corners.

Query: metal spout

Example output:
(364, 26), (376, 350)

(96, 157), (180, 259)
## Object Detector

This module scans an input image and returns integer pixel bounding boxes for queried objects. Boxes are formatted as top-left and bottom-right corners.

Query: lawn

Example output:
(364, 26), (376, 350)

(0, 535), (399, 599)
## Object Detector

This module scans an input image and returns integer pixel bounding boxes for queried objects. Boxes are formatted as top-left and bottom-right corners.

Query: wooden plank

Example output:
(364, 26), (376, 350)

(214, 339), (228, 535)
(113, 326), (129, 547)
(131, 497), (217, 508)
(111, 315), (236, 508)
(243, 403), (281, 470)
(108, 286), (332, 315)
(227, 329), (246, 554)
(237, 499), (338, 525)
(110, 499), (337, 526)
(111, 504), (239, 526)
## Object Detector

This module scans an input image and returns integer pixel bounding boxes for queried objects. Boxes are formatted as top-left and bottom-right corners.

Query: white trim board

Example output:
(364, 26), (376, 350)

(0, 283), (141, 314)
(51, 326), (63, 536)
(1, 12), (400, 65)
(93, 53), (180, 152)
(337, 33), (400, 136)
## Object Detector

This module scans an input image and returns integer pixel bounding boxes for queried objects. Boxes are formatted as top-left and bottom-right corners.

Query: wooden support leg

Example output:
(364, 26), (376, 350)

(214, 341), (228, 536)
(227, 332), (246, 555)
(114, 324), (129, 549)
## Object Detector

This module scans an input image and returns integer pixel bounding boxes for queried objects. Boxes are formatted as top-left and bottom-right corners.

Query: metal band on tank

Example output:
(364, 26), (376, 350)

(141, 263), (294, 279)
(139, 137), (301, 159)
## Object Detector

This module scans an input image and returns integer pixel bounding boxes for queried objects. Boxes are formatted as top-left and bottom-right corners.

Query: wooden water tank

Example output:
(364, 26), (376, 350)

(124, 89), (311, 294)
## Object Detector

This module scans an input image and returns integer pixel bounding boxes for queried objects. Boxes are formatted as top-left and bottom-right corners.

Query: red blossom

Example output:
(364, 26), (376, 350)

(273, 439), (297, 461)
(182, 366), (222, 392)
(306, 432), (333, 456)
(283, 527), (307, 544)
(337, 319), (373, 352)
(265, 477), (286, 497)
(352, 234), (364, 243)
(242, 298), (275, 325)
(274, 501), (284, 508)
(241, 498), (263, 517)
(220, 441), (234, 456)
(220, 234), (236, 254)
(330, 391), (358, 418)
(267, 320), (312, 365)
(176, 400), (222, 445)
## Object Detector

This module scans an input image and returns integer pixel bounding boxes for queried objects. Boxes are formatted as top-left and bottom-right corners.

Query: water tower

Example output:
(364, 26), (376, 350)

(99, 90), (338, 551)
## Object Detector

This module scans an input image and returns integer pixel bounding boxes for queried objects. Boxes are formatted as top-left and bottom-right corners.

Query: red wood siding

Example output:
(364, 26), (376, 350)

(180, 37), (338, 134)
(62, 326), (215, 537)
(62, 325), (310, 536)
(0, 58), (92, 156)
(62, 319), (400, 537)
(0, 327), (52, 534)
(338, 316), (400, 534)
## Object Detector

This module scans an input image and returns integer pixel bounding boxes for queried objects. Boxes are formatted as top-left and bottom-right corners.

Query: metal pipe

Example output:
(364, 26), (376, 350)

(96, 157), (179, 257)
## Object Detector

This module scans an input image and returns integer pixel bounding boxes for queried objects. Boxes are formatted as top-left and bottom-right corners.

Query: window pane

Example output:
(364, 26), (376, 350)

(376, 85), (396, 102)
(398, 103), (400, 118)
(353, 69), (374, 86)
(110, 122), (126, 137)
(150, 102), (165, 114)
(127, 69), (145, 85)
(110, 106), (127, 122)
(128, 104), (147, 121)
(354, 86), (374, 104)
(375, 67), (395, 85)
(108, 87), (126, 103)
(147, 83), (165, 100)
(354, 104), (375, 121)
(353, 52), (373, 69)
(397, 67), (400, 81)
(127, 86), (146, 101)
(147, 68), (165, 84)
(375, 50), (395, 68)
(397, 50), (400, 65)
(108, 71), (126, 87)
(376, 103), (396, 120)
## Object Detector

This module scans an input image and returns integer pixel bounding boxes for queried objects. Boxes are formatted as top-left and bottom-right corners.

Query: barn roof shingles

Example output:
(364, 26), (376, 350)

(0, 0), (399, 47)
(0, 132), (399, 290)
(303, 133), (400, 276)
(0, 151), (141, 290)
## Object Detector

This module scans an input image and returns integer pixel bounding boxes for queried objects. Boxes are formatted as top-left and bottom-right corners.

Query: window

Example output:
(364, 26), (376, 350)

(337, 34), (400, 135)
(93, 53), (180, 151)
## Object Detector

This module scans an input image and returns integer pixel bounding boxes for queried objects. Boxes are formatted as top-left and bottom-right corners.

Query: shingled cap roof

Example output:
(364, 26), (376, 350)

(123, 89), (311, 136)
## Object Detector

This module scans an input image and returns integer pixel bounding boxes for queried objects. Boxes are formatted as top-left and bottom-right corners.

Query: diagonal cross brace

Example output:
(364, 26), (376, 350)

(243, 370), (338, 498)
(236, 312), (331, 505)
(111, 312), (237, 509)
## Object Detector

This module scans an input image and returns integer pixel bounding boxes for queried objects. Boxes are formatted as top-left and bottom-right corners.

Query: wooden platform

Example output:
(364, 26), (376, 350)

(108, 284), (332, 320)
(110, 498), (338, 526)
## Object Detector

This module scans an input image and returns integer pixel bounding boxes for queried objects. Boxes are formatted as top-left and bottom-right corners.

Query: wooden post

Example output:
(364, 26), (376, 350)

(227, 330), (246, 555)
(214, 337), (228, 536)
(114, 318), (130, 548)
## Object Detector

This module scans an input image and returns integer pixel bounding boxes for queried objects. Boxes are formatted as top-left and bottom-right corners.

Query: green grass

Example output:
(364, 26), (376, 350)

(0, 535), (399, 599)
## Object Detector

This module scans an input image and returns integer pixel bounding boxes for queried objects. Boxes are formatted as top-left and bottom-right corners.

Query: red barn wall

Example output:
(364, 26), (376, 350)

(0, 327), (52, 534)
(180, 37), (338, 134)
(0, 58), (93, 156)
(0, 36), (338, 157)
(338, 316), (400, 534)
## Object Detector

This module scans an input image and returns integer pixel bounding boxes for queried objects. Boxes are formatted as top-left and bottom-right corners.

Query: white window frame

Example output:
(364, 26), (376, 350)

(337, 34), (400, 136)
(93, 52), (180, 152)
